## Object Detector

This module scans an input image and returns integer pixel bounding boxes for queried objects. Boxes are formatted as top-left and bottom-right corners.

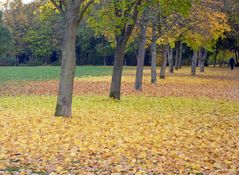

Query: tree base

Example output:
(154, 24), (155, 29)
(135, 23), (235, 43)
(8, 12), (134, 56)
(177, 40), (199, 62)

(134, 84), (142, 91)
(55, 104), (71, 117)
(109, 91), (121, 100)
(151, 80), (157, 84)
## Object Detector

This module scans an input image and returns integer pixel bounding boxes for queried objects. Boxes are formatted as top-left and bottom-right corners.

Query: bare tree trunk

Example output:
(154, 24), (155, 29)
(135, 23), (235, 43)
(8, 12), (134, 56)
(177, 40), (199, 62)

(178, 42), (183, 69)
(191, 51), (198, 76)
(103, 56), (106, 66)
(198, 48), (207, 72)
(175, 42), (179, 70)
(213, 49), (218, 67)
(235, 49), (239, 65)
(135, 13), (148, 91)
(109, 42), (126, 100)
(124, 58), (127, 66)
(151, 19), (157, 84)
(168, 46), (174, 73)
(55, 13), (79, 117)
(160, 45), (168, 79)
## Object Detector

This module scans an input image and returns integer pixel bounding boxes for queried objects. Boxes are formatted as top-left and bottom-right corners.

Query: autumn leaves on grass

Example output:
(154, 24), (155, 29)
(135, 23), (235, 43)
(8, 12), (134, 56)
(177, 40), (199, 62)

(0, 97), (239, 174)
(1, 67), (238, 101)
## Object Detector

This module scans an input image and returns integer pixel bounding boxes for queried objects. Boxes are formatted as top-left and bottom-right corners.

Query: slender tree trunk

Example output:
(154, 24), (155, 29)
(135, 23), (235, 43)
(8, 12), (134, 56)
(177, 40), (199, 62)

(124, 58), (127, 66)
(191, 51), (198, 76)
(150, 35), (157, 84)
(198, 48), (207, 72)
(213, 49), (218, 67)
(178, 42), (183, 69)
(135, 14), (148, 91)
(168, 46), (174, 73)
(175, 42), (179, 70)
(103, 56), (106, 66)
(55, 14), (79, 117)
(220, 51), (225, 67)
(109, 41), (126, 100)
(160, 45), (168, 79)
(150, 14), (157, 84)
(200, 62), (205, 72)
(235, 49), (239, 65)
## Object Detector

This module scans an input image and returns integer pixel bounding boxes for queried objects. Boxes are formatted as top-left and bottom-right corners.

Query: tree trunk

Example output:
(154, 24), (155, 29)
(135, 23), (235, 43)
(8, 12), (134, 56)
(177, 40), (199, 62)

(150, 37), (157, 84)
(235, 49), (239, 65)
(103, 56), (106, 66)
(198, 48), (207, 72)
(168, 46), (174, 73)
(135, 14), (148, 91)
(175, 42), (179, 70)
(150, 19), (157, 84)
(124, 58), (127, 66)
(199, 59), (205, 72)
(55, 14), (79, 117)
(109, 41), (126, 100)
(191, 51), (198, 76)
(160, 45), (168, 79)
(178, 42), (183, 69)
(213, 49), (218, 67)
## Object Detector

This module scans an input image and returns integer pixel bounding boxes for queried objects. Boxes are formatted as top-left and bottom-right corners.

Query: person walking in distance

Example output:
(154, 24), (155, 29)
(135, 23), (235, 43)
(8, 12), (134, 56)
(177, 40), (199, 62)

(229, 57), (235, 70)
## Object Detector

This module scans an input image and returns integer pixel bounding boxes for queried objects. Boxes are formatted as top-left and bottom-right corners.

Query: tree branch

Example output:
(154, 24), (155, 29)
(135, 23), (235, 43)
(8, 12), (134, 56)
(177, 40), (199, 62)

(50, 0), (65, 15)
(79, 0), (95, 22)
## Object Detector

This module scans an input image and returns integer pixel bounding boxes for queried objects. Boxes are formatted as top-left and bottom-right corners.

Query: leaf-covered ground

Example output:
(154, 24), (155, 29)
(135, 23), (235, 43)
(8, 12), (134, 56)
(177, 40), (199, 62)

(1, 67), (239, 100)
(0, 66), (238, 174)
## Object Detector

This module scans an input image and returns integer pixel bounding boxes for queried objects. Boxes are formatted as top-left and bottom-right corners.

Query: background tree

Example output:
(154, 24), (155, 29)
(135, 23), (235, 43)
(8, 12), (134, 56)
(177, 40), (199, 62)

(0, 10), (13, 55)
(135, 8), (149, 91)
(89, 0), (144, 99)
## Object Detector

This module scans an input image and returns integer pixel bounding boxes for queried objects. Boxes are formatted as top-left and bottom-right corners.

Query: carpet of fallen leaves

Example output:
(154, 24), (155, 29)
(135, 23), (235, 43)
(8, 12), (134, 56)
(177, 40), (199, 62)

(0, 67), (239, 174)
(0, 67), (239, 101)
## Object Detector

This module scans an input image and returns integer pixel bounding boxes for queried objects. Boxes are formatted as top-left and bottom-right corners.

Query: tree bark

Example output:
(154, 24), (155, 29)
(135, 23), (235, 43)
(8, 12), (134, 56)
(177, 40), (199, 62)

(103, 56), (106, 66)
(135, 15), (148, 91)
(175, 42), (179, 70)
(198, 48), (207, 72)
(109, 41), (126, 100)
(213, 49), (218, 67)
(191, 51), (198, 76)
(55, 12), (79, 117)
(160, 45), (168, 79)
(235, 49), (239, 65)
(150, 18), (157, 84)
(178, 42), (183, 69)
(168, 46), (174, 73)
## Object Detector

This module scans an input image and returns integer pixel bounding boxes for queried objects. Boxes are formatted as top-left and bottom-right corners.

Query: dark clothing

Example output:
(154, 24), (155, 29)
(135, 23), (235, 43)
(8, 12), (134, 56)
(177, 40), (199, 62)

(229, 58), (235, 70)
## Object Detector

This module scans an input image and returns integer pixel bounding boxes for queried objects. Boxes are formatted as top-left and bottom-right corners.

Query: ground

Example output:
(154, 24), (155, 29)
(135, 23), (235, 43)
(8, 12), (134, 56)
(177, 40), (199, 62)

(0, 66), (238, 175)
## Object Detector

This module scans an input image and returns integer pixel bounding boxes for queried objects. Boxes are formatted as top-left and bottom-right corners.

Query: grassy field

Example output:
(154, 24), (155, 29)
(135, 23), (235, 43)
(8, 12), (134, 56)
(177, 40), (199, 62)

(0, 66), (116, 82)
(0, 66), (239, 174)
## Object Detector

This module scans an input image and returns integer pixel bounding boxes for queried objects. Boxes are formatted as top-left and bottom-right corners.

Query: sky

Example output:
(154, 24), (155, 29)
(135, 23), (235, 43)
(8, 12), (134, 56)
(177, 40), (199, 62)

(0, 0), (33, 4)
(23, 0), (33, 3)
(0, 0), (33, 9)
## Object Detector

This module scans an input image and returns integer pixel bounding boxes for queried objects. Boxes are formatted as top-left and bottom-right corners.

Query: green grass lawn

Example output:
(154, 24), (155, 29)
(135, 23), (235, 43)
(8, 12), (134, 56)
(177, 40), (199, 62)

(0, 66), (116, 82)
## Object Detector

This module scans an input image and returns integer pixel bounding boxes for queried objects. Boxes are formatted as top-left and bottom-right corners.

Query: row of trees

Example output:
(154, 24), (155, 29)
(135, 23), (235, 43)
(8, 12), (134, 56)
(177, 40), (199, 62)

(0, 0), (238, 66)
(0, 0), (238, 116)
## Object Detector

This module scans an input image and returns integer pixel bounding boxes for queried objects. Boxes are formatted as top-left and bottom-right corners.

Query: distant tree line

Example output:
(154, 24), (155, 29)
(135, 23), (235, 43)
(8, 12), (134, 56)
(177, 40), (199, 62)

(0, 0), (238, 67)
